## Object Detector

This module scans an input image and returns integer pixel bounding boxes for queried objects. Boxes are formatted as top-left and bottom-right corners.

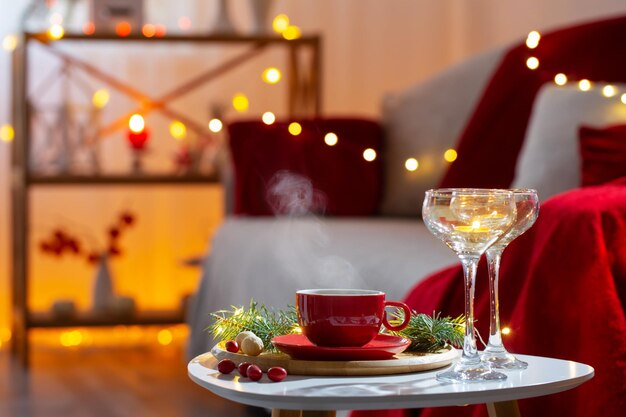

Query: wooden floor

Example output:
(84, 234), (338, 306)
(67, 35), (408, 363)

(0, 342), (269, 417)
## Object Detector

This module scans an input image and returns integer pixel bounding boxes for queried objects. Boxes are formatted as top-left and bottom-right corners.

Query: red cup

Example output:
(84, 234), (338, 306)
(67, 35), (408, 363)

(296, 289), (411, 347)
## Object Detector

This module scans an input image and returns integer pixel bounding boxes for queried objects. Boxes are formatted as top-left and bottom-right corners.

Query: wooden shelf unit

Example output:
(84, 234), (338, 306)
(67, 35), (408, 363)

(10, 31), (322, 367)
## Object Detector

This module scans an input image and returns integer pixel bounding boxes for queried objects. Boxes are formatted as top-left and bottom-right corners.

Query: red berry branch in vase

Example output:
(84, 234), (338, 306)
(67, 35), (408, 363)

(39, 211), (136, 263)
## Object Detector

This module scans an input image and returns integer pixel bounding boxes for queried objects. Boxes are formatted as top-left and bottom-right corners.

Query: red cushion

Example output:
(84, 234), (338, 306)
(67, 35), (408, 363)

(579, 124), (626, 186)
(228, 118), (384, 216)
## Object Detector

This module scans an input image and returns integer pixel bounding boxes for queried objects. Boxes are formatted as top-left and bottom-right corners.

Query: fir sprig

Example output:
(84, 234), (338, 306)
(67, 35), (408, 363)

(209, 300), (299, 351)
(390, 312), (465, 352)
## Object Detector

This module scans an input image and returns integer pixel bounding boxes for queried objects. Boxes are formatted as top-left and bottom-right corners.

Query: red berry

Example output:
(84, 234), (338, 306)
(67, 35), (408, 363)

(109, 227), (120, 239)
(238, 362), (252, 377)
(217, 359), (236, 374)
(267, 367), (287, 382)
(225, 340), (239, 353)
(121, 212), (135, 225)
(87, 253), (100, 264)
(108, 246), (121, 256)
(246, 365), (262, 381)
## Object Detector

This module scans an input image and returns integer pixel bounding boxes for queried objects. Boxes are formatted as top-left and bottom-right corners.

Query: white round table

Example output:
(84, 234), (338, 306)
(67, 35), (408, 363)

(188, 352), (594, 417)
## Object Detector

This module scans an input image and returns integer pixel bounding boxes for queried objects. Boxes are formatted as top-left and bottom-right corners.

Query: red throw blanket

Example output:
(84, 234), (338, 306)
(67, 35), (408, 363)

(440, 15), (626, 189)
(352, 180), (626, 417)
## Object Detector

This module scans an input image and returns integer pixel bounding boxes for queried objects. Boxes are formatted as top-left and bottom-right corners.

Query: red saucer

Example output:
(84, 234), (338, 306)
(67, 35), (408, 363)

(271, 334), (411, 361)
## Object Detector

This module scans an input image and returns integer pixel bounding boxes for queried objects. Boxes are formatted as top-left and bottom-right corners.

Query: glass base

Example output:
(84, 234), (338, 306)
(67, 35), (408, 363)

(481, 350), (529, 370)
(436, 361), (507, 383)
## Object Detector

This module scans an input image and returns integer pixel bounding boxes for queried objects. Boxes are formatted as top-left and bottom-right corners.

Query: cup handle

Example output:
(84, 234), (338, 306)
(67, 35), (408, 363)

(382, 301), (411, 331)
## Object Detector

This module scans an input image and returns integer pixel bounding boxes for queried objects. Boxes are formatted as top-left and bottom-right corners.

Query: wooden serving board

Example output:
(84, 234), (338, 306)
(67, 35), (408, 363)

(210, 344), (457, 376)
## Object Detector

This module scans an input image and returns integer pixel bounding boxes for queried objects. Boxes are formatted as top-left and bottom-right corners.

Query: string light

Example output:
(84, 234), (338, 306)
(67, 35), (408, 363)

(602, 85), (617, 98)
(155, 24), (167, 37)
(444, 148), (458, 162)
(554, 73), (567, 86)
(262, 67), (281, 84)
(169, 120), (187, 140)
(578, 79), (592, 92)
(142, 24), (156, 38)
(92, 89), (109, 108)
(405, 158), (418, 172)
(1, 124), (14, 142)
(60, 330), (83, 347)
(501, 327), (511, 335)
(157, 329), (173, 345)
(621, 94), (626, 105)
(82, 21), (95, 35)
(363, 148), (377, 162)
(262, 112), (276, 125)
(128, 114), (145, 133)
(208, 118), (223, 133)
(115, 21), (132, 37)
(526, 57), (539, 70)
(526, 31), (541, 49)
(178, 16), (192, 31)
(282, 25), (302, 40)
(48, 24), (65, 40)
(288, 122), (302, 136)
(324, 132), (338, 146)
(2, 34), (17, 51)
(232, 93), (249, 112)
(272, 14), (290, 33)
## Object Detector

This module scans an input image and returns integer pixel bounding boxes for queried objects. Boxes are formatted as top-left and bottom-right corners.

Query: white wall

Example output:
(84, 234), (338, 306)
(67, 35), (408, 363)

(0, 0), (625, 334)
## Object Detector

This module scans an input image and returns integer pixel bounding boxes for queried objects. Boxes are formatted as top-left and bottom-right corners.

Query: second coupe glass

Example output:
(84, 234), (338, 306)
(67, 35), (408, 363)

(481, 189), (539, 369)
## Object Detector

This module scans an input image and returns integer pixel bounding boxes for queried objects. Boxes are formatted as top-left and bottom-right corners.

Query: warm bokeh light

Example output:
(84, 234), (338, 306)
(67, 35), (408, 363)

(526, 57), (539, 70)
(178, 16), (192, 31)
(2, 34), (17, 51)
(324, 132), (338, 146)
(157, 329), (173, 345)
(288, 122), (302, 136)
(208, 118), (223, 133)
(578, 79), (592, 92)
(115, 21), (132, 37)
(169, 120), (187, 140)
(128, 114), (145, 133)
(262, 111), (276, 125)
(92, 89), (110, 108)
(526, 31), (541, 49)
(0, 328), (11, 342)
(621, 94), (626, 105)
(602, 85), (617, 98)
(272, 14), (290, 33)
(82, 21), (95, 35)
(142, 24), (156, 38)
(501, 327), (511, 335)
(48, 24), (65, 40)
(282, 25), (301, 40)
(60, 330), (83, 347)
(262, 67), (282, 84)
(444, 148), (458, 162)
(0, 124), (15, 142)
(155, 24), (167, 37)
(363, 148), (377, 162)
(554, 73), (567, 86)
(232, 93), (249, 112)
(405, 158), (418, 172)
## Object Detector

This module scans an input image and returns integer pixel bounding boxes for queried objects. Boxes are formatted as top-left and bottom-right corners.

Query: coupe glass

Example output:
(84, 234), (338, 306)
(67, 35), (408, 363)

(481, 189), (539, 369)
(423, 188), (516, 382)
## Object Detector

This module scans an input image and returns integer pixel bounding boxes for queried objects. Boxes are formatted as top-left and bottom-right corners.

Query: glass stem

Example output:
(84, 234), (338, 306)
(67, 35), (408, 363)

(459, 256), (480, 364)
(486, 248), (504, 350)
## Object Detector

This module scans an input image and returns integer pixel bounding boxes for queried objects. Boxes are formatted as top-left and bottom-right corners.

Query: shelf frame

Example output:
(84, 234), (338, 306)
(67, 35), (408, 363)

(10, 30), (323, 367)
